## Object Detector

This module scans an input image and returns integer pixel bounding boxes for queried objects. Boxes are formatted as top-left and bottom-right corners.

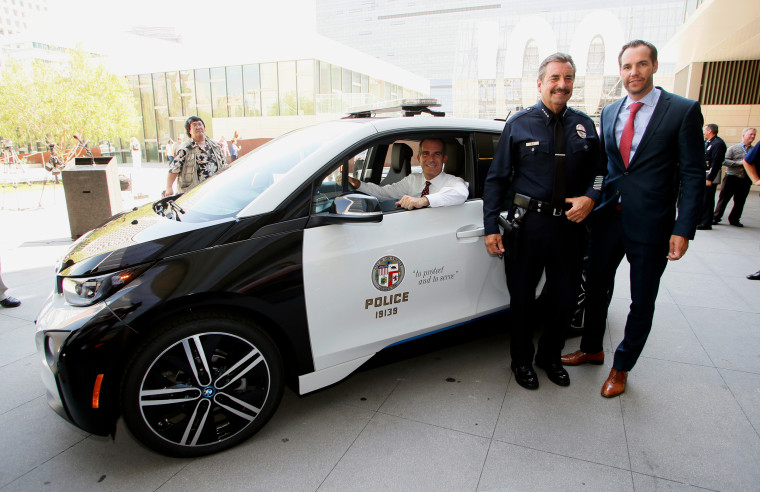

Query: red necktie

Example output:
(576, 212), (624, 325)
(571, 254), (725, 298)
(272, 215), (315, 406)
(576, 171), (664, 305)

(619, 102), (644, 168)
(421, 180), (431, 197)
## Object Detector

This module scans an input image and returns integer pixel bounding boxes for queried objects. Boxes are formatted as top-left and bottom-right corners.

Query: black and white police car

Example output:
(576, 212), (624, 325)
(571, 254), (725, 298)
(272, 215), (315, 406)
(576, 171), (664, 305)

(35, 100), (517, 457)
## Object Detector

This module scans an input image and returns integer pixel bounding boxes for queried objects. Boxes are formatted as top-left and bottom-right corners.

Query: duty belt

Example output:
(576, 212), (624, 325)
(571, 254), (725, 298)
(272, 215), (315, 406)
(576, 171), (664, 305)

(513, 193), (564, 217)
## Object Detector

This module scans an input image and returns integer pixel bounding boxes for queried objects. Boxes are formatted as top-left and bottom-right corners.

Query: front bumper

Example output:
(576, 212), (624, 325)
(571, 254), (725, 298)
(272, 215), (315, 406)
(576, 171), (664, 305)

(35, 292), (131, 435)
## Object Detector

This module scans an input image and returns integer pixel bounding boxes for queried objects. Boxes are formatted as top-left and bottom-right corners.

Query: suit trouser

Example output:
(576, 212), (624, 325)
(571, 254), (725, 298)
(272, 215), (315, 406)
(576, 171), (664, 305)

(505, 212), (586, 366)
(699, 183), (718, 226)
(579, 212), (669, 371)
(713, 174), (752, 224)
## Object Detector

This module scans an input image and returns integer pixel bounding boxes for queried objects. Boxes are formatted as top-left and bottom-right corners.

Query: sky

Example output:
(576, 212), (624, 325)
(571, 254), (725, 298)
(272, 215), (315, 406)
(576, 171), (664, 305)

(25, 0), (319, 70)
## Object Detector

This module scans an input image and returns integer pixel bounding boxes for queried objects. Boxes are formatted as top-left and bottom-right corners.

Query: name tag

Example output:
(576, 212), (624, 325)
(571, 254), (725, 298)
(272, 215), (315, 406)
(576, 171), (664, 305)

(525, 141), (539, 147)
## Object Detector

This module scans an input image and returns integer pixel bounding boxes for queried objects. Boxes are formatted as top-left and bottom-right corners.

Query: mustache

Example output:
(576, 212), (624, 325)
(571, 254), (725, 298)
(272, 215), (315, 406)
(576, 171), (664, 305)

(551, 88), (571, 95)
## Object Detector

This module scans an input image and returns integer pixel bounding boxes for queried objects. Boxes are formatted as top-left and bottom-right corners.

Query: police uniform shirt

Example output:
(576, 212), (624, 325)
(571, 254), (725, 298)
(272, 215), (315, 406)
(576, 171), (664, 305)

(482, 100), (605, 235)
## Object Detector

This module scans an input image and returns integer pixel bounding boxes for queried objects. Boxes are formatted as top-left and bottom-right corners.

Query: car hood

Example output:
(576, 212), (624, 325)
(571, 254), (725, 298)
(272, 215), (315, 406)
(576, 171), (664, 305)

(59, 203), (235, 277)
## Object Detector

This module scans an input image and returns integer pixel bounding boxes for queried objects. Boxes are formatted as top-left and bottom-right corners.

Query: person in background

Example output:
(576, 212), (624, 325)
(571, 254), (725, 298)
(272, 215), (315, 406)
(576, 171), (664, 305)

(713, 128), (756, 227)
(165, 116), (226, 196)
(739, 143), (760, 280)
(129, 137), (141, 166)
(166, 138), (175, 166)
(696, 124), (726, 230)
(229, 137), (240, 162)
(129, 137), (146, 198)
(0, 258), (21, 308)
(219, 136), (230, 163)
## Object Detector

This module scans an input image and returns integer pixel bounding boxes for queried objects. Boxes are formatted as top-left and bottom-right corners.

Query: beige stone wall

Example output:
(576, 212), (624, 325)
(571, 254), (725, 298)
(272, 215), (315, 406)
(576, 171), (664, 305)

(701, 105), (760, 146)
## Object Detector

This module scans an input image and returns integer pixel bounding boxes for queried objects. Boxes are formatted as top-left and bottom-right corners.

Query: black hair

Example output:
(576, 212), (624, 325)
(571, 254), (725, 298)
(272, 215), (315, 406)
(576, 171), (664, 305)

(618, 40), (658, 66)
(185, 116), (205, 137)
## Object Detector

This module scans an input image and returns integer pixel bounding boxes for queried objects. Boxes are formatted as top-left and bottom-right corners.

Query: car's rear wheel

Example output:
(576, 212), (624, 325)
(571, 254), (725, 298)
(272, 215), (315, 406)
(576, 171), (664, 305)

(121, 312), (283, 457)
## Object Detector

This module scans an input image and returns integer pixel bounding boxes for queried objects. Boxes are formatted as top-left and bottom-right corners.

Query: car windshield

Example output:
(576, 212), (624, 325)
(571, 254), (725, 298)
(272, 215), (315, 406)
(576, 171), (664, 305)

(171, 122), (348, 221)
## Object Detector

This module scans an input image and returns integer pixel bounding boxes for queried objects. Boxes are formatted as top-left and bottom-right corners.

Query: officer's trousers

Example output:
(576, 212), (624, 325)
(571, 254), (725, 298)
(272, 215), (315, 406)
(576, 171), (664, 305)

(505, 212), (586, 366)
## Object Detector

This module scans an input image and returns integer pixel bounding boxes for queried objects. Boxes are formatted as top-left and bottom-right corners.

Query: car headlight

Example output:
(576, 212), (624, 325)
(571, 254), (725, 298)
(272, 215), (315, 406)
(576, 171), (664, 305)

(61, 265), (148, 307)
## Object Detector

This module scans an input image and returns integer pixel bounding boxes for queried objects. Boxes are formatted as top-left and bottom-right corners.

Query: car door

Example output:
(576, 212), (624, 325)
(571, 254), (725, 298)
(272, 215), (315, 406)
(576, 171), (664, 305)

(301, 134), (508, 372)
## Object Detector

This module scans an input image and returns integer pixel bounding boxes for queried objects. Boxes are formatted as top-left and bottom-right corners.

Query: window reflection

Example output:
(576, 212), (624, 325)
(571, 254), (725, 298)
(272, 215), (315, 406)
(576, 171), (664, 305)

(128, 59), (423, 148)
(226, 66), (244, 117)
(260, 63), (279, 116)
(243, 64), (261, 117)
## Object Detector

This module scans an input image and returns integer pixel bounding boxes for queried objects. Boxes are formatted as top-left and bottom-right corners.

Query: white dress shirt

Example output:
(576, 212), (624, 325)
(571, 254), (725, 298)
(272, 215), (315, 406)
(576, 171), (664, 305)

(358, 172), (469, 207)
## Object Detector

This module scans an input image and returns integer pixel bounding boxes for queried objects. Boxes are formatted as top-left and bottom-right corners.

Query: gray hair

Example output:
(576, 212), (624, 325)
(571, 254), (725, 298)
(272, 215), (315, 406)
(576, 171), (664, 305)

(537, 53), (576, 81)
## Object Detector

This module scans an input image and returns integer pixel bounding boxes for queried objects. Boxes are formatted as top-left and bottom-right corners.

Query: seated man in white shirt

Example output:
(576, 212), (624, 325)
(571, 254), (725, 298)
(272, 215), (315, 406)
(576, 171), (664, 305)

(348, 138), (469, 210)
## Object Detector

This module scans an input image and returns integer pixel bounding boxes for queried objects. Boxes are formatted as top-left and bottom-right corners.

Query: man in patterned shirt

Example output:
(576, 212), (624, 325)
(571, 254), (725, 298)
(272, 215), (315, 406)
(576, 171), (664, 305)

(165, 116), (227, 196)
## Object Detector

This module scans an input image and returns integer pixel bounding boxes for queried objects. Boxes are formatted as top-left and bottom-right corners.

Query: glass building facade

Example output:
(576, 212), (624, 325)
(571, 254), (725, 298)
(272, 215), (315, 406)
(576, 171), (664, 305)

(316, 0), (692, 120)
(126, 59), (423, 162)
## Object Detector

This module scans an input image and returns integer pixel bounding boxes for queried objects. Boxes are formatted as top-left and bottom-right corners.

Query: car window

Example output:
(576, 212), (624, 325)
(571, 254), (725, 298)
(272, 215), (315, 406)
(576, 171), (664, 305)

(473, 132), (500, 199)
(173, 123), (347, 221)
(311, 149), (366, 214)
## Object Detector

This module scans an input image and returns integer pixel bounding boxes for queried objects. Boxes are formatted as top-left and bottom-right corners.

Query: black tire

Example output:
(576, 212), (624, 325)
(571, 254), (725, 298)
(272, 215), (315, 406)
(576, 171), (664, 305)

(120, 312), (284, 457)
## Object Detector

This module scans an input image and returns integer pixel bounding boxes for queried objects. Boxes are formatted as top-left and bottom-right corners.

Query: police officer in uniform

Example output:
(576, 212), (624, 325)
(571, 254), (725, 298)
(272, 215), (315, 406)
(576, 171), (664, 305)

(483, 53), (605, 390)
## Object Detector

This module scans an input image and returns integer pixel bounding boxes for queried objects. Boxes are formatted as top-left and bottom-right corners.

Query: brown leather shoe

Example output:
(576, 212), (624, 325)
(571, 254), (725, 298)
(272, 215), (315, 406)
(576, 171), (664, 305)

(601, 368), (627, 398)
(560, 350), (604, 366)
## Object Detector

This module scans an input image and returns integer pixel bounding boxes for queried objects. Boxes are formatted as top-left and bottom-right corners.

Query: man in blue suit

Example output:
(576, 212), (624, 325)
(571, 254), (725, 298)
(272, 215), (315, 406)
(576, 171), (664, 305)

(561, 40), (705, 397)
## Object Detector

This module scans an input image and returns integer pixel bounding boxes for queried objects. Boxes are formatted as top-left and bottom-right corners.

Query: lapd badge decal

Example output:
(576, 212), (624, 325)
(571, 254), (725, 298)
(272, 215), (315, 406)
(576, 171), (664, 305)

(372, 256), (405, 291)
(576, 124), (587, 139)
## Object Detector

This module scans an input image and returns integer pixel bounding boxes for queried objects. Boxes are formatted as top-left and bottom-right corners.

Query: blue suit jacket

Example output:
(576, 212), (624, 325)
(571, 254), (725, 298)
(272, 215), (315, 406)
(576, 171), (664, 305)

(596, 88), (705, 243)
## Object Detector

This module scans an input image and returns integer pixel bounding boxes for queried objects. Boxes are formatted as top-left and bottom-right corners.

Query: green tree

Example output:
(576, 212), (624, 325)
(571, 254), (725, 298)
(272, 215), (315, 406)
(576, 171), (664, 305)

(0, 48), (140, 154)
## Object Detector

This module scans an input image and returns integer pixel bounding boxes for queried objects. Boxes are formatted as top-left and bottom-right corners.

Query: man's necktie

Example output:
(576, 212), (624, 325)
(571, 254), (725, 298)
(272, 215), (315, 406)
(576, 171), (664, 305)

(421, 180), (431, 197)
(620, 102), (644, 168)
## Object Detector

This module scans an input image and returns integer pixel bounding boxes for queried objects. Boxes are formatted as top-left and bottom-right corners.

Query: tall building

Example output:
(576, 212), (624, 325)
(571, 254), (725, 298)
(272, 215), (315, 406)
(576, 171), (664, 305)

(668, 0), (760, 144)
(316, 0), (695, 119)
(0, 0), (47, 37)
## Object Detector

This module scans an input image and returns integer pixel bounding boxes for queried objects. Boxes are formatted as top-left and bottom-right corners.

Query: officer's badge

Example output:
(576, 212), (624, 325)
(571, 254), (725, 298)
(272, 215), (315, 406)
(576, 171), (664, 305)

(576, 124), (587, 139)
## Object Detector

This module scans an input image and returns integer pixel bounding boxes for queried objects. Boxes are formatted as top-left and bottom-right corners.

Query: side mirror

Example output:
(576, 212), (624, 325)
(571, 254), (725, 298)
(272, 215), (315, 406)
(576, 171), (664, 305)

(331, 193), (381, 215)
(307, 193), (383, 227)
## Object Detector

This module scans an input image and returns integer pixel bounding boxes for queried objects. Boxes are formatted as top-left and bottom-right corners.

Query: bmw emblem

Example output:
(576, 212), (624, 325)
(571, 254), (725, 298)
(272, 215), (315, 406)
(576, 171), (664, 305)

(202, 386), (216, 398)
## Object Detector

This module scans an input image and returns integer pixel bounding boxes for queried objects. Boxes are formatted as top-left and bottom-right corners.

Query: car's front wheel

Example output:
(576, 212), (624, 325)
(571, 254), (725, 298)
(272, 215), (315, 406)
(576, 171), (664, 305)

(121, 312), (283, 457)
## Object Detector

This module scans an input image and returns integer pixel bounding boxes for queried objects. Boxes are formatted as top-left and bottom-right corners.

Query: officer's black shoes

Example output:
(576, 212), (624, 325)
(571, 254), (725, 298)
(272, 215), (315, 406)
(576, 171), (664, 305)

(535, 360), (571, 386)
(730, 221), (744, 227)
(511, 363), (539, 390)
(747, 270), (760, 281)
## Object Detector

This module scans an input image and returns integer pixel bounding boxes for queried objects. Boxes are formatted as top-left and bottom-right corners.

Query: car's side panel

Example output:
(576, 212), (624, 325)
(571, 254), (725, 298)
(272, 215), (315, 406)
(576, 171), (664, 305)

(302, 200), (508, 376)
(105, 226), (314, 375)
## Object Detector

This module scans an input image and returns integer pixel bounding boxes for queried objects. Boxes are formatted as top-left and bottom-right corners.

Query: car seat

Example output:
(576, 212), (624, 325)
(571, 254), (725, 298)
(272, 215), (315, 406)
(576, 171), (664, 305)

(380, 143), (413, 185)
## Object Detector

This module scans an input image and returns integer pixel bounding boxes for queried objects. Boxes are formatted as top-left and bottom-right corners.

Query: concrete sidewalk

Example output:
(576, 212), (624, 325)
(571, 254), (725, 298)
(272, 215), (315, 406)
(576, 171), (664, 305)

(1, 170), (759, 491)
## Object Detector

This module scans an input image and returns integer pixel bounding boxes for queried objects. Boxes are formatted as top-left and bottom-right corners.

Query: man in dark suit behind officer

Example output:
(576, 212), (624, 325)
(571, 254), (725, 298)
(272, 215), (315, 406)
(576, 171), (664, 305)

(482, 53), (604, 390)
(696, 123), (726, 230)
(561, 40), (705, 397)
